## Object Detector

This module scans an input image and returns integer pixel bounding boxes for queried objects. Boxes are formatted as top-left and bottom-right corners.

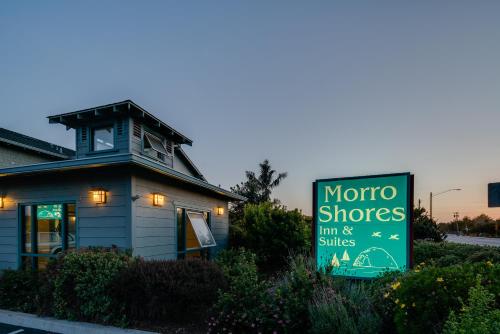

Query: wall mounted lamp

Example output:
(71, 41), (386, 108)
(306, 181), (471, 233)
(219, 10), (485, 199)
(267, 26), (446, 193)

(216, 206), (224, 216)
(91, 188), (107, 204)
(153, 193), (165, 207)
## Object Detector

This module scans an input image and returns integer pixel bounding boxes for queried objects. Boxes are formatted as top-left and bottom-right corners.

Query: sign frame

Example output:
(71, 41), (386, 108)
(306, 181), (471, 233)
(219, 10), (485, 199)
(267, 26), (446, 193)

(312, 172), (414, 279)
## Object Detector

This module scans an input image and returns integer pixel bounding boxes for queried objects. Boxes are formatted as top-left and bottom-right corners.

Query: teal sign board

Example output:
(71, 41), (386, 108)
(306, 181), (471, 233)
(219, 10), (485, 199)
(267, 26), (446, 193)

(37, 204), (63, 219)
(313, 173), (413, 278)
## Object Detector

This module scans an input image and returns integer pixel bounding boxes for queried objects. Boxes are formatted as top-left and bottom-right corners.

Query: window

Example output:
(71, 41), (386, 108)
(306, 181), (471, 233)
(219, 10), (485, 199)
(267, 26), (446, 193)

(92, 126), (114, 151)
(21, 203), (76, 270)
(144, 132), (169, 161)
(177, 208), (215, 259)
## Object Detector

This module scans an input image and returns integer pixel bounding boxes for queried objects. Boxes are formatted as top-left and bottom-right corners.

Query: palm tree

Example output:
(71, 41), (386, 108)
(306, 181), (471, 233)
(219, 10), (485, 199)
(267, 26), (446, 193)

(230, 159), (287, 219)
(245, 159), (287, 203)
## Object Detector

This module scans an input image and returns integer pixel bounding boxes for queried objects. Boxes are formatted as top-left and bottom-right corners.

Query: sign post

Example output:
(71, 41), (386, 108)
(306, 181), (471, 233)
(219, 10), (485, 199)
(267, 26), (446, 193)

(313, 173), (413, 279)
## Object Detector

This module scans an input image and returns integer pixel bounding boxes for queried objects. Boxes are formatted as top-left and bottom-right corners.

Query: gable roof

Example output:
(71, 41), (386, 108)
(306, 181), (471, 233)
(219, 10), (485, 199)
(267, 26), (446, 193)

(47, 100), (193, 146)
(0, 128), (75, 159)
(174, 147), (206, 181)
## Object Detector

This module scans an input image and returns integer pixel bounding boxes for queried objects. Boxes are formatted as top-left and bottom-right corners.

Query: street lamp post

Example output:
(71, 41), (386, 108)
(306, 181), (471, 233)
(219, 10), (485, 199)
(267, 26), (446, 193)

(429, 188), (461, 221)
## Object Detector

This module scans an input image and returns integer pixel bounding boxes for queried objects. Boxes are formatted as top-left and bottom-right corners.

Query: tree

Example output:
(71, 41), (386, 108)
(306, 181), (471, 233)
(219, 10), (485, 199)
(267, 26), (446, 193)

(230, 159), (287, 221)
(413, 207), (446, 242)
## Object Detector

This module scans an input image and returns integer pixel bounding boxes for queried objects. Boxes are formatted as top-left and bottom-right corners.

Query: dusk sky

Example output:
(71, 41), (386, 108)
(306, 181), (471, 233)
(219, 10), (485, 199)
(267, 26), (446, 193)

(1, 1), (500, 222)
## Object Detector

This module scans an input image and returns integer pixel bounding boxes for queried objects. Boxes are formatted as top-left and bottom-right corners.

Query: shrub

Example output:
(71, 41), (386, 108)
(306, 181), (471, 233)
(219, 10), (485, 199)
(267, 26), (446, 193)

(443, 280), (500, 334)
(115, 258), (227, 324)
(382, 262), (499, 334)
(309, 282), (382, 334)
(215, 248), (259, 284)
(48, 247), (131, 324)
(0, 269), (42, 313)
(272, 255), (331, 332)
(237, 202), (311, 269)
(209, 253), (333, 333)
(413, 207), (445, 242)
(413, 241), (500, 265)
(209, 249), (274, 333)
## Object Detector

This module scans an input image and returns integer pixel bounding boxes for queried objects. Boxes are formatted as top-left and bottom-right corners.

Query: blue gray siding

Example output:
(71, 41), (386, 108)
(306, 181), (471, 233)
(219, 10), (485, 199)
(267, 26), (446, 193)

(75, 118), (130, 158)
(131, 174), (229, 260)
(0, 144), (54, 168)
(0, 170), (132, 270)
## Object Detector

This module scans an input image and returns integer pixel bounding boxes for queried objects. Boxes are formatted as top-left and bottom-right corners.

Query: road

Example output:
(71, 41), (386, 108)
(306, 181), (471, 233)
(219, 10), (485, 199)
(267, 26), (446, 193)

(446, 234), (500, 247)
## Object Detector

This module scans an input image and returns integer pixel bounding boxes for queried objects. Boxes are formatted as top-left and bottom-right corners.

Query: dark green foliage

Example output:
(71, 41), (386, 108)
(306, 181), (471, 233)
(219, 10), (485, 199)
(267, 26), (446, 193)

(414, 240), (500, 265)
(209, 249), (274, 333)
(210, 252), (377, 334)
(48, 248), (131, 324)
(309, 283), (382, 334)
(115, 258), (227, 324)
(0, 269), (42, 313)
(230, 159), (288, 221)
(413, 207), (446, 241)
(234, 202), (311, 268)
(443, 281), (500, 334)
(382, 262), (500, 334)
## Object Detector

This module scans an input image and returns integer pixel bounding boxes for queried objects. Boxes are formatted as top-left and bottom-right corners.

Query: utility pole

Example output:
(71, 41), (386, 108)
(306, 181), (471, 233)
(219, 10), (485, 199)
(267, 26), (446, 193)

(429, 188), (461, 220)
(418, 199), (421, 210)
(453, 212), (459, 235)
(429, 192), (432, 219)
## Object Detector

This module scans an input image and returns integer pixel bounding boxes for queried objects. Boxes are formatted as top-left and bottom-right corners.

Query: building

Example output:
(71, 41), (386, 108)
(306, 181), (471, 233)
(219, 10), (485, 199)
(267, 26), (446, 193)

(0, 100), (244, 270)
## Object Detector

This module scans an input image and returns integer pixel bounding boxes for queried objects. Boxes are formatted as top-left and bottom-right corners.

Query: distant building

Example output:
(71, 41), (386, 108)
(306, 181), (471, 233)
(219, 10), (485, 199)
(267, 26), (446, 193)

(0, 100), (244, 270)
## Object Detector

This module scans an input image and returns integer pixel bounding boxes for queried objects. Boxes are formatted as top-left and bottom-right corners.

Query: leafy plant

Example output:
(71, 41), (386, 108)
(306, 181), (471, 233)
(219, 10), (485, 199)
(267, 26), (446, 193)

(383, 262), (499, 334)
(413, 207), (446, 241)
(234, 202), (311, 269)
(48, 247), (131, 325)
(443, 280), (500, 334)
(0, 269), (43, 313)
(115, 258), (227, 324)
(309, 283), (382, 334)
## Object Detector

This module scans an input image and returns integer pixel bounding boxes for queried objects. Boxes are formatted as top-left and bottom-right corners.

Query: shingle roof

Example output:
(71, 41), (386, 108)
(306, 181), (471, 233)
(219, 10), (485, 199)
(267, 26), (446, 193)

(0, 128), (75, 159)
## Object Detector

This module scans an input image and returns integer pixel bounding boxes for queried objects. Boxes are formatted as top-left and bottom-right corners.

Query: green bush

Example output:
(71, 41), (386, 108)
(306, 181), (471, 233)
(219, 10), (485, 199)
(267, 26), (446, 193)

(209, 253), (334, 333)
(0, 269), (43, 313)
(48, 248), (131, 324)
(413, 208), (445, 242)
(115, 258), (227, 324)
(382, 262), (499, 334)
(215, 248), (259, 284)
(236, 202), (311, 268)
(209, 249), (275, 333)
(443, 281), (500, 334)
(272, 255), (332, 333)
(413, 241), (500, 265)
(309, 283), (382, 334)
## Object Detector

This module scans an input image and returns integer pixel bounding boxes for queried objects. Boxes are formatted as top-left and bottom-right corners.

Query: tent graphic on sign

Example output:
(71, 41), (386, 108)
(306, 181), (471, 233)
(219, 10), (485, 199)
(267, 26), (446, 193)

(352, 247), (398, 269)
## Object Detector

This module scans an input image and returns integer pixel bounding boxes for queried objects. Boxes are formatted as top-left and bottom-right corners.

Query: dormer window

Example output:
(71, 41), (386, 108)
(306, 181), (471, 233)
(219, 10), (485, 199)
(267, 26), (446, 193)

(92, 126), (114, 151)
(144, 132), (168, 161)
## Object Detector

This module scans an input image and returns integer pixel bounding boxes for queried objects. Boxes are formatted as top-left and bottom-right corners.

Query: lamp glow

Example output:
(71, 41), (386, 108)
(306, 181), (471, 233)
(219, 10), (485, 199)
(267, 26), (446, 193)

(216, 206), (224, 216)
(153, 193), (165, 207)
(92, 189), (107, 204)
(0, 196), (4, 209)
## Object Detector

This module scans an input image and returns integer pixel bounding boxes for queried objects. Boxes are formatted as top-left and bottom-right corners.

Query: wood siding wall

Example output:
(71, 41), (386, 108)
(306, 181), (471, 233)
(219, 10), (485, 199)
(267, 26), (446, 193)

(0, 169), (131, 270)
(0, 145), (55, 168)
(131, 173), (229, 260)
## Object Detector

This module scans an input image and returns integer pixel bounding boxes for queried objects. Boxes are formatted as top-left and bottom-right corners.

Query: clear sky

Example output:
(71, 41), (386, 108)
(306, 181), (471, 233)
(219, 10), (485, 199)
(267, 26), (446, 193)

(1, 1), (500, 222)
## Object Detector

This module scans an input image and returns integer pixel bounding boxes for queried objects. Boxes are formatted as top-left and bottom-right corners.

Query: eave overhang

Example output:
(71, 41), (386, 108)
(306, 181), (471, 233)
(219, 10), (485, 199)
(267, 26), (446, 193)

(0, 153), (245, 201)
(47, 100), (193, 146)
